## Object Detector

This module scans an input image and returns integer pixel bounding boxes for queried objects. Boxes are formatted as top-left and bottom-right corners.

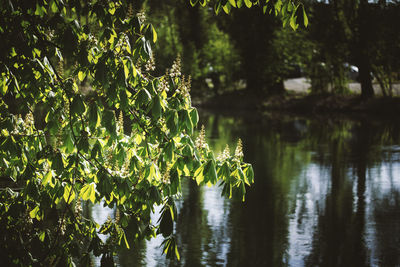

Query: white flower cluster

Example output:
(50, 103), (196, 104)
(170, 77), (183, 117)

(24, 111), (34, 130)
(234, 138), (244, 160)
(63, 96), (70, 118)
(10, 114), (22, 135)
(157, 75), (169, 93)
(169, 55), (181, 78)
(195, 125), (208, 150)
(162, 168), (170, 184)
(117, 111), (124, 134)
(217, 144), (231, 161)
(136, 11), (146, 23)
(58, 217), (66, 235)
(176, 75), (191, 99)
(74, 198), (82, 217)
(145, 54), (155, 72)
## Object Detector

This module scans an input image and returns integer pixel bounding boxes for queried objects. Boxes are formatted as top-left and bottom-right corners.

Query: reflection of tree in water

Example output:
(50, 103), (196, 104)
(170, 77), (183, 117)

(170, 179), (233, 267)
(372, 190), (400, 266)
(304, 118), (400, 266)
(369, 154), (400, 267)
(171, 179), (206, 267)
(225, 117), (311, 266)
(305, 139), (360, 266)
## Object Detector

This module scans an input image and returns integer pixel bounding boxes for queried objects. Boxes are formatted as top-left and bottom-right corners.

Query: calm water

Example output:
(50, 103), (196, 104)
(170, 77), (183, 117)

(92, 110), (400, 267)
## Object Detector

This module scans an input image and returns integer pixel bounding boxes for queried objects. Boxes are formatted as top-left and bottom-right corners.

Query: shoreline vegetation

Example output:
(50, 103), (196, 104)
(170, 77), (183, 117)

(194, 78), (400, 118)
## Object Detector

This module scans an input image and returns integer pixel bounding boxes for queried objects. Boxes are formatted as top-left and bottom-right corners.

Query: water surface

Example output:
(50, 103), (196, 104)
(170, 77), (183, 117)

(94, 110), (400, 266)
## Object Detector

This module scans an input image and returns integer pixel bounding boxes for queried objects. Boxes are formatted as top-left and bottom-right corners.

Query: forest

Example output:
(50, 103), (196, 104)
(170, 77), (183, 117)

(144, 0), (400, 105)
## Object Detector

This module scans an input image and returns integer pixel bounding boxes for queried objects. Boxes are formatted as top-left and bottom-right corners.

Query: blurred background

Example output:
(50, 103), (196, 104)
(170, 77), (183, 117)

(133, 0), (400, 100)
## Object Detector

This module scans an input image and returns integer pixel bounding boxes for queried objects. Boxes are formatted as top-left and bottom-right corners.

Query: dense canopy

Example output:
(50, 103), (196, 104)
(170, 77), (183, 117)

(0, 1), (255, 265)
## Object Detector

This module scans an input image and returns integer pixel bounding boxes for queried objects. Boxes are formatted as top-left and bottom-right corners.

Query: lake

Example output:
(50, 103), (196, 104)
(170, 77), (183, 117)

(92, 109), (400, 266)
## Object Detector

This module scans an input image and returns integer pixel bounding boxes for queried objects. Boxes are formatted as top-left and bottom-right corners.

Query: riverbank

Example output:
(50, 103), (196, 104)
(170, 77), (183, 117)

(194, 89), (400, 119)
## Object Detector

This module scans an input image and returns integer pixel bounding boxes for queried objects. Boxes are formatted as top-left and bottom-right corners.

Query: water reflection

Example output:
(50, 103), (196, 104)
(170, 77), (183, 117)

(91, 110), (400, 266)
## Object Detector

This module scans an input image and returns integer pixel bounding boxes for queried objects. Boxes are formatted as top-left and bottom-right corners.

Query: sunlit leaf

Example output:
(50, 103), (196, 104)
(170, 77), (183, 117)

(80, 183), (96, 203)
(42, 171), (53, 186)
(63, 184), (75, 204)
(29, 206), (40, 219)
(194, 164), (204, 185)
(78, 71), (86, 81)
(303, 5), (308, 27)
(244, 0), (252, 8)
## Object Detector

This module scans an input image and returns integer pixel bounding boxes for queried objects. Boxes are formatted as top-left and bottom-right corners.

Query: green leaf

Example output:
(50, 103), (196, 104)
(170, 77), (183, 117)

(71, 95), (85, 117)
(55, 48), (63, 61)
(120, 229), (130, 249)
(237, 166), (247, 184)
(303, 5), (308, 27)
(77, 134), (90, 153)
(63, 184), (76, 204)
(175, 244), (180, 261)
(194, 164), (204, 185)
(97, 170), (113, 197)
(290, 15), (297, 30)
(241, 181), (246, 201)
(214, 1), (222, 14)
(51, 1), (58, 13)
(204, 160), (217, 184)
(78, 71), (86, 81)
(159, 206), (173, 237)
(1, 75), (9, 95)
(42, 171), (53, 186)
(223, 3), (232, 14)
(120, 89), (128, 110)
(102, 109), (116, 138)
(244, 165), (254, 184)
(217, 162), (231, 181)
(151, 95), (162, 120)
(91, 141), (102, 159)
(244, 0), (252, 8)
(29, 206), (40, 219)
(52, 152), (64, 175)
(164, 141), (175, 162)
(189, 108), (199, 128)
(179, 110), (192, 134)
(228, 0), (237, 8)
(166, 110), (178, 136)
(88, 102), (100, 131)
(122, 59), (130, 81)
(80, 183), (96, 203)
(184, 110), (193, 134)
(64, 131), (74, 153)
(43, 56), (55, 76)
(39, 231), (46, 242)
(151, 24), (157, 43)
(136, 88), (152, 107)
(289, 5), (299, 30)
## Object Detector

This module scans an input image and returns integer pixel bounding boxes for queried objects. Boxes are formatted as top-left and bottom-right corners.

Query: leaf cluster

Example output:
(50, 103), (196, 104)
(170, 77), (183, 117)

(189, 0), (308, 30)
(0, 0), (253, 265)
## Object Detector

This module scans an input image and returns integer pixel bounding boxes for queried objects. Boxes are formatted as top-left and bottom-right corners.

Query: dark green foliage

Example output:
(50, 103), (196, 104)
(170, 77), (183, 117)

(0, 0), (254, 265)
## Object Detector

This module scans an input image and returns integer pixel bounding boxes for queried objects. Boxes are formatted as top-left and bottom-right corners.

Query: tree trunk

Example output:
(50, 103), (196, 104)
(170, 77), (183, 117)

(357, 0), (375, 98)
(358, 60), (374, 98)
